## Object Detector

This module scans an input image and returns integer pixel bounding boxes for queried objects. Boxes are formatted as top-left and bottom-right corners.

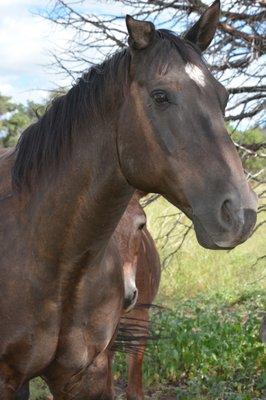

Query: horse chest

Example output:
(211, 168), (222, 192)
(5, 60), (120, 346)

(52, 251), (123, 371)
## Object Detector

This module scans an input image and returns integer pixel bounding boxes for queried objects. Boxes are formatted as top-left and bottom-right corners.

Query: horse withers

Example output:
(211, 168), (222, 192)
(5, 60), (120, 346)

(1, 1), (257, 397)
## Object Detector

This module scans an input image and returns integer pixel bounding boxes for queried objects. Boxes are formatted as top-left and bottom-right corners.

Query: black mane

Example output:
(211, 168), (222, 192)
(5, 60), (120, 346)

(12, 30), (197, 189)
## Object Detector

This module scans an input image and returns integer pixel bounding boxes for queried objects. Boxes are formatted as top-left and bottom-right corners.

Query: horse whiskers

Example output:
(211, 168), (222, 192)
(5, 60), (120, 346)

(111, 317), (163, 356)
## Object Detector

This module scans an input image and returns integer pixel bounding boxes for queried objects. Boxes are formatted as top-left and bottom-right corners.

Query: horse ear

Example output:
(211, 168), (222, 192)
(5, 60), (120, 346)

(126, 15), (155, 50)
(184, 0), (220, 52)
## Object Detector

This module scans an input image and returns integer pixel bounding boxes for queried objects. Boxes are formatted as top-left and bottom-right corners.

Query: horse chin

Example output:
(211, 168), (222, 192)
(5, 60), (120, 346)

(164, 195), (245, 250)
(123, 297), (138, 313)
(193, 217), (235, 250)
(174, 205), (228, 250)
(196, 231), (232, 250)
(124, 304), (135, 313)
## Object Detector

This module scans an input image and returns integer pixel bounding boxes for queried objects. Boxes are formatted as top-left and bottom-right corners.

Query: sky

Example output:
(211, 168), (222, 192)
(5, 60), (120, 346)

(0, 0), (261, 129)
(0, 0), (131, 104)
(0, 0), (214, 105)
(0, 0), (66, 103)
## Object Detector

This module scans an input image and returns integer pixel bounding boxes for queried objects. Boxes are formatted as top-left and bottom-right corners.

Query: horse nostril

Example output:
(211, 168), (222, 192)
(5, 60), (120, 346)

(132, 289), (138, 302)
(221, 199), (232, 226)
(220, 198), (245, 232)
(124, 289), (138, 311)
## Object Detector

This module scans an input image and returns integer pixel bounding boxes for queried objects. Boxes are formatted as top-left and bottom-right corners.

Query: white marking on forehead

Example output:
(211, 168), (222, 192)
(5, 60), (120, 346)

(185, 63), (206, 87)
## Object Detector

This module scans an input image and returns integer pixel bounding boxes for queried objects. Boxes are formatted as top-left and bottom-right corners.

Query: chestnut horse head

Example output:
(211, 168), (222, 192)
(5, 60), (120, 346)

(113, 191), (146, 312)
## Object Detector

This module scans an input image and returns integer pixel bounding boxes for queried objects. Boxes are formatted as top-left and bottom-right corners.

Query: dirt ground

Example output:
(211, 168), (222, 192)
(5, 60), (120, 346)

(41, 382), (178, 400)
(115, 380), (177, 399)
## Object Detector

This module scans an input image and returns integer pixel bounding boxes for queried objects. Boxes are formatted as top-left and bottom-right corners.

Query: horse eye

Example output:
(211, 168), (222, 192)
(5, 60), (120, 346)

(151, 90), (169, 104)
(138, 222), (146, 230)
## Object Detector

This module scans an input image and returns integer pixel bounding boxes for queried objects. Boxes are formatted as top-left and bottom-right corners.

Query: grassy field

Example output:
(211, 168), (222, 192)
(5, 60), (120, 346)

(30, 197), (266, 399)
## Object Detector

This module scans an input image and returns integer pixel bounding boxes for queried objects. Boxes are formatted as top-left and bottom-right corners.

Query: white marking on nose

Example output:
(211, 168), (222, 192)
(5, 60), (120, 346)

(185, 63), (206, 87)
(124, 275), (137, 299)
(123, 262), (137, 299)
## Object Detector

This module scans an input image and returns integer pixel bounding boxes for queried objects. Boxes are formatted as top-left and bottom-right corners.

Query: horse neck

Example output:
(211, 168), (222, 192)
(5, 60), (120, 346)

(27, 119), (133, 267)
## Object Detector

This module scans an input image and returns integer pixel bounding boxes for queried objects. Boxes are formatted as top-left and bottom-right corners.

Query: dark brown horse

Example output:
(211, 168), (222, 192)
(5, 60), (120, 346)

(41, 193), (148, 399)
(15, 191), (150, 399)
(16, 194), (160, 400)
(43, 193), (159, 400)
(0, 1), (257, 398)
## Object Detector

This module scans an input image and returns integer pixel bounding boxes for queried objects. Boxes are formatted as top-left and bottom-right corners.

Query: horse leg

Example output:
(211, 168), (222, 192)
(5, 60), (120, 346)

(0, 364), (20, 400)
(14, 383), (30, 400)
(126, 342), (146, 400)
(102, 350), (115, 400)
(0, 388), (16, 400)
(0, 381), (17, 400)
(125, 309), (149, 400)
(0, 379), (29, 400)
(46, 351), (112, 400)
(85, 351), (114, 400)
(0, 386), (17, 400)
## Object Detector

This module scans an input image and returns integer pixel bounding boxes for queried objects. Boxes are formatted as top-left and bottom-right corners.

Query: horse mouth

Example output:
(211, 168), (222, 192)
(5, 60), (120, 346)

(192, 208), (257, 250)
(192, 213), (255, 250)
(175, 205), (232, 249)
(175, 206), (224, 249)
(123, 291), (138, 313)
(193, 216), (233, 250)
(166, 197), (255, 250)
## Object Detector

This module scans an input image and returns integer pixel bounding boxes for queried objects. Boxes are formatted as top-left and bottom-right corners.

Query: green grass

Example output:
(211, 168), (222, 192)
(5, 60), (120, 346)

(30, 196), (266, 399)
(29, 379), (50, 400)
(114, 291), (266, 399)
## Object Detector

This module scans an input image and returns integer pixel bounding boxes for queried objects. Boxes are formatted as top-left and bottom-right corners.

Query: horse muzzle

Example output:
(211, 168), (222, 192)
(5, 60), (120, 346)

(123, 288), (138, 312)
(193, 207), (257, 250)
